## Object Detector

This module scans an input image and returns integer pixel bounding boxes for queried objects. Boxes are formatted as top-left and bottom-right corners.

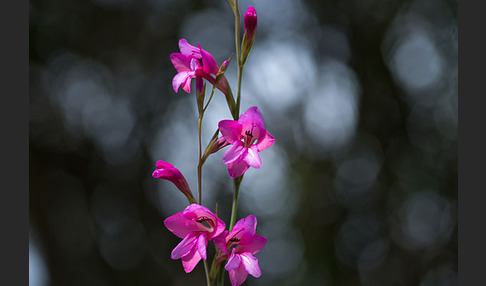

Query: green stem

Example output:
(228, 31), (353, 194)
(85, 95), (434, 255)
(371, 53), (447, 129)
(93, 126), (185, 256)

(236, 65), (243, 118)
(229, 176), (243, 231)
(203, 259), (211, 286)
(217, 265), (225, 286)
(234, 0), (241, 118)
(198, 115), (203, 205)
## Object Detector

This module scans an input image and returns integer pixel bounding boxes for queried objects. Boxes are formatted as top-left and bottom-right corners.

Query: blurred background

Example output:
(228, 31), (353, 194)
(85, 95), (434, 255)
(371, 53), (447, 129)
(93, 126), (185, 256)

(29, 0), (457, 285)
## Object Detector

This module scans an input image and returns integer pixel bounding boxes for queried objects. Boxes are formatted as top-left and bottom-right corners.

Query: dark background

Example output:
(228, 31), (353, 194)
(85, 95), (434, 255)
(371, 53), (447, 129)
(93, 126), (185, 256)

(29, 0), (458, 285)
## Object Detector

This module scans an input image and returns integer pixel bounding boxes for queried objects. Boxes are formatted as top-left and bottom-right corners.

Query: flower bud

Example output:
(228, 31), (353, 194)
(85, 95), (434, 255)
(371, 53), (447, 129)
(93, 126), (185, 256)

(210, 136), (231, 154)
(241, 6), (257, 65)
(152, 161), (196, 204)
(244, 6), (257, 43)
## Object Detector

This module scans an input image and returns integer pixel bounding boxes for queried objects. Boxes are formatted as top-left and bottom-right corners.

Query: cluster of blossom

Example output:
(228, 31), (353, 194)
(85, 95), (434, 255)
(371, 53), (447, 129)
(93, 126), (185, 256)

(152, 4), (274, 286)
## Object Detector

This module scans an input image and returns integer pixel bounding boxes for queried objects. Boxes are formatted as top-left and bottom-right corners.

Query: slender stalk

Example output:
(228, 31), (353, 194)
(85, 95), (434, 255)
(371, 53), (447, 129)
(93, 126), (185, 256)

(217, 265), (225, 286)
(233, 0), (242, 118)
(198, 115), (203, 205)
(236, 65), (243, 118)
(229, 176), (243, 230)
(203, 260), (211, 286)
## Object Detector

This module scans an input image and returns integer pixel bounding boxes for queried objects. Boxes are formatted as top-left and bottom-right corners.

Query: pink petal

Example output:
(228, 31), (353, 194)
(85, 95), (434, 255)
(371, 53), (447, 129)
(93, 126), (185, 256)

(178, 39), (201, 58)
(181, 245), (202, 273)
(164, 212), (197, 238)
(222, 141), (246, 165)
(170, 53), (192, 72)
(226, 157), (250, 178)
(209, 216), (227, 240)
(238, 106), (266, 139)
(172, 71), (195, 93)
(199, 43), (219, 74)
(156, 160), (174, 169)
(244, 145), (262, 168)
(171, 232), (198, 260)
(228, 263), (249, 286)
(256, 131), (275, 152)
(232, 215), (257, 235)
(181, 75), (193, 93)
(183, 204), (214, 220)
(213, 231), (229, 254)
(181, 204), (226, 238)
(237, 233), (267, 255)
(225, 249), (241, 271)
(197, 232), (208, 260)
(240, 252), (261, 278)
(218, 120), (242, 143)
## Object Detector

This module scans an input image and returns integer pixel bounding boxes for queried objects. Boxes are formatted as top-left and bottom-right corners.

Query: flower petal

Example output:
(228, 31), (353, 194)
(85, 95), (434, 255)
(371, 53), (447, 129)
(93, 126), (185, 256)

(181, 75), (193, 93)
(226, 156), (250, 178)
(209, 216), (226, 240)
(232, 215), (257, 235)
(228, 263), (249, 286)
(178, 38), (201, 58)
(240, 252), (262, 278)
(238, 106), (266, 139)
(222, 141), (246, 165)
(218, 120), (242, 143)
(171, 232), (198, 260)
(237, 233), (267, 254)
(213, 231), (229, 255)
(199, 43), (219, 74)
(156, 160), (174, 169)
(181, 245), (202, 273)
(256, 131), (275, 152)
(172, 71), (194, 93)
(170, 53), (192, 72)
(244, 145), (262, 168)
(164, 213), (197, 238)
(225, 249), (241, 271)
(197, 232), (208, 260)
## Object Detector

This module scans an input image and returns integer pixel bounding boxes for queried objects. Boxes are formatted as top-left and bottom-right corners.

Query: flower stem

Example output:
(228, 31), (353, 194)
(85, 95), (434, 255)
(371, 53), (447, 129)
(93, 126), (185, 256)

(234, 0), (242, 119)
(203, 259), (211, 286)
(236, 65), (243, 118)
(198, 115), (203, 205)
(229, 175), (243, 231)
(217, 265), (225, 286)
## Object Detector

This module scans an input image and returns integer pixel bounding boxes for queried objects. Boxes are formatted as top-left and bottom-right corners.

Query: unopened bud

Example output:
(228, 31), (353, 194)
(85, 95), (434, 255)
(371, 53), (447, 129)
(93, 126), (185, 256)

(241, 6), (258, 65)
(152, 161), (196, 204)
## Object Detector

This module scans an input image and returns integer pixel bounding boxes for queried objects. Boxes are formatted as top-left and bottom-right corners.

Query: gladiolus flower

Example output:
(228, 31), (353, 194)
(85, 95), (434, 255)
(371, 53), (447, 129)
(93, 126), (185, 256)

(170, 38), (229, 95)
(214, 215), (266, 286)
(152, 160), (196, 204)
(218, 106), (275, 178)
(164, 204), (226, 273)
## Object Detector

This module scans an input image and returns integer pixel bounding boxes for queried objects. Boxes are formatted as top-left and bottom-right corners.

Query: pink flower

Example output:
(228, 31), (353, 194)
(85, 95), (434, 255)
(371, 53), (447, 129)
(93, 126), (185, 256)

(214, 215), (267, 286)
(164, 204), (226, 273)
(170, 38), (228, 95)
(218, 106), (275, 178)
(152, 160), (196, 204)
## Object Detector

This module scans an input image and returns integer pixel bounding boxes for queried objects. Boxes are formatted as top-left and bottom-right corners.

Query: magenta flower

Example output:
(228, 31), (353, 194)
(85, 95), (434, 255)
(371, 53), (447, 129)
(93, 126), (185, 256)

(214, 215), (266, 286)
(170, 38), (228, 95)
(152, 160), (196, 204)
(218, 106), (275, 178)
(164, 204), (226, 273)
